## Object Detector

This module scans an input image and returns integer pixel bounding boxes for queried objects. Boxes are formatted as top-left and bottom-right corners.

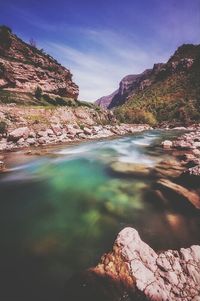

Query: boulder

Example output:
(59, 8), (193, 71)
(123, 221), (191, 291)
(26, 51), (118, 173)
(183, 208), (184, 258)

(0, 139), (7, 151)
(185, 165), (200, 177)
(173, 140), (193, 150)
(26, 138), (36, 145)
(51, 124), (62, 136)
(66, 125), (78, 137)
(84, 127), (92, 135)
(155, 159), (184, 178)
(8, 127), (30, 141)
(156, 178), (200, 209)
(28, 131), (36, 138)
(110, 162), (151, 177)
(93, 227), (200, 301)
(37, 130), (50, 138)
(161, 140), (173, 149)
(193, 141), (200, 148)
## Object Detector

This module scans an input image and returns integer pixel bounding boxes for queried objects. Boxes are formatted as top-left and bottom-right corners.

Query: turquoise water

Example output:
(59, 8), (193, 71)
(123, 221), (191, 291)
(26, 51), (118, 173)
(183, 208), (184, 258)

(0, 130), (199, 300)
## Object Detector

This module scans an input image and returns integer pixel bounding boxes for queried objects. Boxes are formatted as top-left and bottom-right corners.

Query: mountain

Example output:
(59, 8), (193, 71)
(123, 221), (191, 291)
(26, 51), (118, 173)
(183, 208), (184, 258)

(95, 66), (163, 109)
(96, 90), (118, 108)
(0, 25), (79, 104)
(96, 44), (200, 125)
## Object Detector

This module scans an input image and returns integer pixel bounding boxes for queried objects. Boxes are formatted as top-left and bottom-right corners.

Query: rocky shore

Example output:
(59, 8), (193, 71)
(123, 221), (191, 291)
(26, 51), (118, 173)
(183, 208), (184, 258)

(0, 104), (151, 170)
(159, 125), (200, 209)
(91, 227), (200, 301)
(162, 125), (200, 162)
(0, 122), (149, 152)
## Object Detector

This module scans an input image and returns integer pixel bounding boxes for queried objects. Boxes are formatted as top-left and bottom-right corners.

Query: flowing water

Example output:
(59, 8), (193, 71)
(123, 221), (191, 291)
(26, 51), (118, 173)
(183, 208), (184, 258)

(0, 130), (199, 300)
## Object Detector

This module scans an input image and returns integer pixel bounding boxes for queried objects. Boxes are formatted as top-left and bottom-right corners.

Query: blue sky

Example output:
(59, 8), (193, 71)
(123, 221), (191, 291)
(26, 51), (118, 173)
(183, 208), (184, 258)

(1, 0), (200, 101)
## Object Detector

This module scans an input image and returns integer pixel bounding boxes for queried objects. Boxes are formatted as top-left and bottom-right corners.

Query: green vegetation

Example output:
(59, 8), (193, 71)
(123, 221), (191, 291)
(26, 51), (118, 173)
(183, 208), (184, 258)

(0, 120), (7, 134)
(115, 107), (157, 126)
(0, 90), (98, 115)
(34, 86), (43, 99)
(114, 50), (200, 126)
(78, 123), (84, 130)
(0, 25), (12, 51)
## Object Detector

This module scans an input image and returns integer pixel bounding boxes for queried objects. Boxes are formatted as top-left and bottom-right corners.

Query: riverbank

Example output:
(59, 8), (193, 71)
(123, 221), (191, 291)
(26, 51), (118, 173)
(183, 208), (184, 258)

(0, 104), (151, 155)
(0, 103), (152, 171)
(160, 125), (200, 198)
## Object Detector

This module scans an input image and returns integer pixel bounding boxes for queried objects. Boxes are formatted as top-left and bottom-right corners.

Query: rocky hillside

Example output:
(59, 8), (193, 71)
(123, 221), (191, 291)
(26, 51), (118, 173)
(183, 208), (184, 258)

(96, 70), (153, 109)
(0, 25), (79, 103)
(96, 44), (200, 125)
(96, 90), (118, 109)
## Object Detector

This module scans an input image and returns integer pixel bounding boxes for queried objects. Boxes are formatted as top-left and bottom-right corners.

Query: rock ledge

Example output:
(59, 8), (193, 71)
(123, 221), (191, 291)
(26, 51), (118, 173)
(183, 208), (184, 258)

(94, 227), (200, 301)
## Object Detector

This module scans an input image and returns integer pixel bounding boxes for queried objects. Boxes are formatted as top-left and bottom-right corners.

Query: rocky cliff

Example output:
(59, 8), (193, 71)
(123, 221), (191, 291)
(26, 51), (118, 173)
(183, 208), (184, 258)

(0, 26), (79, 101)
(96, 70), (155, 109)
(96, 44), (200, 125)
(96, 90), (118, 109)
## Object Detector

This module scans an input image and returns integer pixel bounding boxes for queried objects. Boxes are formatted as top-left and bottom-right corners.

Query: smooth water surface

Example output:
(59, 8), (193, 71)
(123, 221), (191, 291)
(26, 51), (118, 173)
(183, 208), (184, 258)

(0, 130), (199, 300)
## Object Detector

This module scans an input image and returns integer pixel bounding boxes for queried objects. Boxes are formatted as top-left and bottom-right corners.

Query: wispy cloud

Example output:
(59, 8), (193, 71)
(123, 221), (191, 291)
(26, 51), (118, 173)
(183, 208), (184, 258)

(42, 29), (170, 101)
(7, 2), (200, 102)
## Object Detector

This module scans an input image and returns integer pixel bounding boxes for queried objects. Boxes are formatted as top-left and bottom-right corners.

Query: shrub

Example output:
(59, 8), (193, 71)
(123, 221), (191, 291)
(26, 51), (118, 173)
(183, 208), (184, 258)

(55, 97), (68, 106)
(128, 109), (157, 126)
(0, 25), (12, 50)
(79, 124), (84, 130)
(0, 120), (7, 134)
(42, 94), (56, 105)
(34, 86), (42, 99)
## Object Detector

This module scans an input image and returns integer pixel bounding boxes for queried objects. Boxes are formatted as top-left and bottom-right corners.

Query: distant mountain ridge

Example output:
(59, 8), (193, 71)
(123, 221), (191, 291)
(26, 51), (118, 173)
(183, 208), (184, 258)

(96, 44), (200, 125)
(95, 65), (164, 109)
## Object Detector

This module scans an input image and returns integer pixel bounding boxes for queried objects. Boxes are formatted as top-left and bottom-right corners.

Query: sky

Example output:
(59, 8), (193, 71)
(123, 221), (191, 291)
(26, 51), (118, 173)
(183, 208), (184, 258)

(1, 0), (200, 101)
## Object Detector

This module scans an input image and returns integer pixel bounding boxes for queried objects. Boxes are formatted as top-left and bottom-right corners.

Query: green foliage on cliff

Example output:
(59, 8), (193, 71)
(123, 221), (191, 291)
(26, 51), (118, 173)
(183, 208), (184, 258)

(0, 120), (7, 134)
(114, 46), (200, 126)
(0, 25), (12, 51)
(34, 86), (42, 99)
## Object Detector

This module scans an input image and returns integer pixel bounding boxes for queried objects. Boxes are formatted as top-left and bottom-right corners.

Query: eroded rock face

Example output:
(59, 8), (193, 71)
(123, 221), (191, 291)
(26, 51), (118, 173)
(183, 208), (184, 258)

(0, 26), (79, 99)
(94, 227), (200, 301)
(96, 70), (153, 109)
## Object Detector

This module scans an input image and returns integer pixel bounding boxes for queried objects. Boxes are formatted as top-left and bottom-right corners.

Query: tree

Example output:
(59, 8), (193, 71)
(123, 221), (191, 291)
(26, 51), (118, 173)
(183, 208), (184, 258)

(34, 86), (42, 99)
(29, 38), (36, 48)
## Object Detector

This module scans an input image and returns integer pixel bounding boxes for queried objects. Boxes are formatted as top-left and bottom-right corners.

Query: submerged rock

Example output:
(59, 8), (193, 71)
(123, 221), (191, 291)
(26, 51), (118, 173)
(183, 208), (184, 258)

(156, 178), (200, 209)
(109, 162), (152, 177)
(155, 159), (185, 178)
(93, 227), (200, 301)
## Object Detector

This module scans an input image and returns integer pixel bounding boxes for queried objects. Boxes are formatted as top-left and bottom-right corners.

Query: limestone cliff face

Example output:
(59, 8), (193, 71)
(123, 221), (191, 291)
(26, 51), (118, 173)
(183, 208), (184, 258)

(0, 26), (79, 99)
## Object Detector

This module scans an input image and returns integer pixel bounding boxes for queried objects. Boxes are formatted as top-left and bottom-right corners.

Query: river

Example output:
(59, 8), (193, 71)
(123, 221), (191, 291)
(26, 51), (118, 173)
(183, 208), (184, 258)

(0, 130), (199, 300)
